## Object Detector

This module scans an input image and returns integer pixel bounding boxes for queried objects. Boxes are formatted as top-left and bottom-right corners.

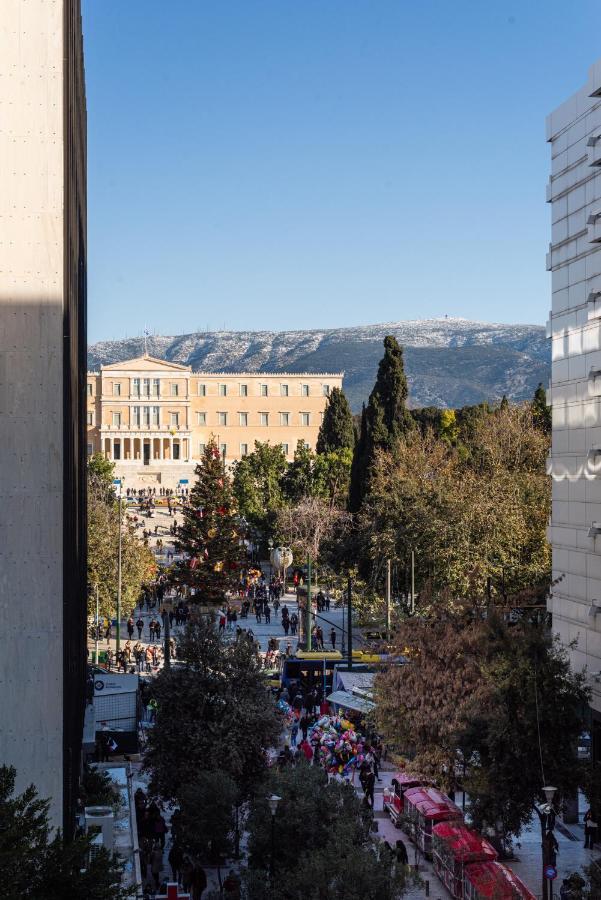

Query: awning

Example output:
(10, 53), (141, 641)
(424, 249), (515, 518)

(326, 690), (375, 715)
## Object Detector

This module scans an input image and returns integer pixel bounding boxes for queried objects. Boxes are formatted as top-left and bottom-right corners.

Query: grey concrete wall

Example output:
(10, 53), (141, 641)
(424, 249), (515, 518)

(0, 1), (66, 826)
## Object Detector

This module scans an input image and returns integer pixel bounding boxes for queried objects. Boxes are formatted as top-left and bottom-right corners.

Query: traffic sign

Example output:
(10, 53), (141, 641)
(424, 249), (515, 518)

(544, 865), (557, 880)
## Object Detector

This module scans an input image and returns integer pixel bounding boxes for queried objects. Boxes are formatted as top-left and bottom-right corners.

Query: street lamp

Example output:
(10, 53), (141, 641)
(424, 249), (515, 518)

(268, 537), (274, 579)
(114, 478), (124, 654)
(267, 794), (281, 877)
(539, 785), (558, 900)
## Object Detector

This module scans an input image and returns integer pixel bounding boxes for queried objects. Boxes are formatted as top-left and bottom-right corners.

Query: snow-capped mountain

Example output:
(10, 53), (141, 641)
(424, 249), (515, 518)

(88, 317), (549, 411)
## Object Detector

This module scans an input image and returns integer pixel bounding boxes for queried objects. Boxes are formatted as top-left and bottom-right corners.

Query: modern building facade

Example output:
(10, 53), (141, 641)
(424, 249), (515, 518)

(0, 1), (87, 832)
(87, 356), (343, 488)
(547, 60), (601, 725)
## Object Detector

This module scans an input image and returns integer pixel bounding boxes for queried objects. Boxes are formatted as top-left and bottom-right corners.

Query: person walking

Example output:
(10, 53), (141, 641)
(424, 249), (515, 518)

(364, 770), (376, 808)
(330, 627), (336, 650)
(289, 612), (298, 635)
(299, 713), (310, 742)
(136, 616), (144, 640)
(290, 721), (299, 747)
(127, 616), (135, 639)
(168, 843), (184, 884)
(585, 808), (597, 848)
(150, 841), (163, 889)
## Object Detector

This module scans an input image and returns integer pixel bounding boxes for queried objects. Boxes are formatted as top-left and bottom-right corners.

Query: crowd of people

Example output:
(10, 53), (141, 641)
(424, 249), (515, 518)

(135, 787), (208, 899)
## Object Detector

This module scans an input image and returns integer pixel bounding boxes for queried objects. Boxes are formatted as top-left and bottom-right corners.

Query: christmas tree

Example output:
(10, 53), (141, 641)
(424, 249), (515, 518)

(172, 438), (245, 608)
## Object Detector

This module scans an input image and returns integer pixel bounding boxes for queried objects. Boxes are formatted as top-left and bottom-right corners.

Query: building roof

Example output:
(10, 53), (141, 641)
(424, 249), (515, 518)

(101, 354), (191, 372)
(94, 355), (343, 377)
(326, 690), (375, 715)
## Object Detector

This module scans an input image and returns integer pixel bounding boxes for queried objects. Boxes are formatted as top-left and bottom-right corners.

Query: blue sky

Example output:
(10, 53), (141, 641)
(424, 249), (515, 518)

(83, 0), (601, 342)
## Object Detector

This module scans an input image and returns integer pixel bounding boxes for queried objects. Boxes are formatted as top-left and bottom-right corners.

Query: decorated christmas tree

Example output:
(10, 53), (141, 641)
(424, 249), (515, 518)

(172, 438), (245, 608)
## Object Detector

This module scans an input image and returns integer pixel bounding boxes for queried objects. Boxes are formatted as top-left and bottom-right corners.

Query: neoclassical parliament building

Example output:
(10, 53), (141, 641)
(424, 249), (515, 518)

(87, 355), (343, 488)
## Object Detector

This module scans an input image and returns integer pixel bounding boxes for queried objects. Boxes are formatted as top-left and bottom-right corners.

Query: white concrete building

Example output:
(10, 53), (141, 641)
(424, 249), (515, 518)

(547, 60), (601, 724)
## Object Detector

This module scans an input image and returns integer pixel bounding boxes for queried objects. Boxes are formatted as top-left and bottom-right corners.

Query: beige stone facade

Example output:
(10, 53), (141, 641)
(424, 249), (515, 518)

(87, 355), (343, 488)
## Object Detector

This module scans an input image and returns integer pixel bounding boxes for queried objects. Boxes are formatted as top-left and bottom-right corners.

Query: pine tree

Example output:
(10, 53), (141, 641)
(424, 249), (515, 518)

(532, 382), (552, 434)
(172, 438), (245, 608)
(316, 387), (355, 454)
(349, 336), (412, 512)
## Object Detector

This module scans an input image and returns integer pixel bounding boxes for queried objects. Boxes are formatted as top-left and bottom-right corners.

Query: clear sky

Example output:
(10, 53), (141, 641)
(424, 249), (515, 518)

(83, 0), (601, 343)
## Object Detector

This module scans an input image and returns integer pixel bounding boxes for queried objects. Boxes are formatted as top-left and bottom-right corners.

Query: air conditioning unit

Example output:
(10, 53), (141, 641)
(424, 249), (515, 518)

(84, 805), (115, 852)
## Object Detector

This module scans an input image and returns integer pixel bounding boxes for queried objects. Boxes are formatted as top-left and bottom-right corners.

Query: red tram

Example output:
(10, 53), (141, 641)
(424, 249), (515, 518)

(432, 822), (497, 899)
(403, 786), (463, 858)
(463, 862), (536, 900)
(382, 773), (426, 825)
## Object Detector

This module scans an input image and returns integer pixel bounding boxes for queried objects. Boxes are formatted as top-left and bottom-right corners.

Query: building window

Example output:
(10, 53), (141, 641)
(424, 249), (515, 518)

(132, 406), (141, 427)
(240, 383), (248, 397)
(143, 406), (151, 427)
(113, 442), (121, 460)
(239, 412), (248, 427)
(196, 412), (206, 426)
(300, 412), (310, 427)
(301, 384), (309, 397)
(240, 443), (248, 456)
(260, 412), (269, 426)
(152, 406), (160, 426)
(260, 383), (268, 397)
(113, 382), (121, 396)
(112, 412), (121, 427)
(218, 412), (228, 426)
(152, 378), (160, 397)
(87, 443), (93, 456)
(173, 442), (181, 460)
(133, 378), (141, 397)
(143, 378), (151, 397)
(87, 411), (93, 426)
(220, 443), (227, 457)
(198, 442), (206, 456)
(87, 383), (93, 396)
(170, 383), (179, 397)
(280, 412), (290, 426)
(323, 384), (330, 396)
(305, 442), (310, 450)
(282, 443), (289, 455)
(170, 412), (179, 427)
(219, 383), (228, 397)
(198, 382), (206, 397)
(280, 384), (289, 397)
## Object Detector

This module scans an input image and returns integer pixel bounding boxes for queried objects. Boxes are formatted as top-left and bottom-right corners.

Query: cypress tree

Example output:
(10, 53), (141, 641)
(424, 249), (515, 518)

(316, 387), (355, 454)
(172, 438), (245, 608)
(348, 403), (367, 513)
(532, 382), (551, 435)
(349, 336), (412, 512)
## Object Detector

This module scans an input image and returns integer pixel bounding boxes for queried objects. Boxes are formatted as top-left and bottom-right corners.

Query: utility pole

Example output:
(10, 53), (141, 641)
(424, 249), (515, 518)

(162, 597), (172, 670)
(347, 574), (353, 670)
(386, 559), (392, 640)
(306, 555), (312, 652)
(410, 550), (415, 614)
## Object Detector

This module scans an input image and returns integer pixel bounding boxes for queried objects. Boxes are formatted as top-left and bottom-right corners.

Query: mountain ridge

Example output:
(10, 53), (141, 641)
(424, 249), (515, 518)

(88, 317), (549, 411)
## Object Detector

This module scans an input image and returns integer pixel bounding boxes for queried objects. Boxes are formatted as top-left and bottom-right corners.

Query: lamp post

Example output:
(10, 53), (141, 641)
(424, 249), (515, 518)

(268, 537), (274, 579)
(267, 794), (281, 878)
(94, 582), (100, 665)
(539, 785), (558, 900)
(162, 597), (173, 670)
(306, 555), (312, 652)
(114, 478), (124, 654)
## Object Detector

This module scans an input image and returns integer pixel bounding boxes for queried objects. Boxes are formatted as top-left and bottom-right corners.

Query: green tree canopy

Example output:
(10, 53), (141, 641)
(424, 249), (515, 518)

(244, 765), (413, 899)
(232, 441), (288, 538)
(0, 766), (129, 900)
(172, 438), (246, 607)
(87, 457), (155, 620)
(144, 616), (281, 802)
(316, 387), (355, 454)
